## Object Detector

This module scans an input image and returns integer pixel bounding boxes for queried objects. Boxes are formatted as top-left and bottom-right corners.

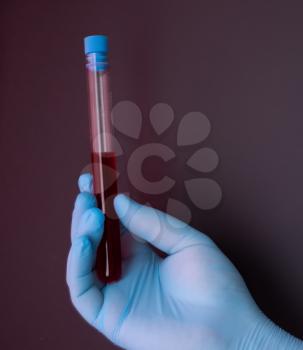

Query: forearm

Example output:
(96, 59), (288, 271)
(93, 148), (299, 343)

(236, 317), (303, 350)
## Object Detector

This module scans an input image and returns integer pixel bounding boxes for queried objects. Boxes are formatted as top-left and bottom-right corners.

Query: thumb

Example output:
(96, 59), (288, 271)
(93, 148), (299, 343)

(114, 194), (215, 255)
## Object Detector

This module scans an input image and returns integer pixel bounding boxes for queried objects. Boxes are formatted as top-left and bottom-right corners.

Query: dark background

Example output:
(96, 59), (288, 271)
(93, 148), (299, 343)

(1, 0), (303, 349)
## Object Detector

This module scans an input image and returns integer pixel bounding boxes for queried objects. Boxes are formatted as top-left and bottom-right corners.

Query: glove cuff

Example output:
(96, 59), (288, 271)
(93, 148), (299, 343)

(235, 315), (303, 350)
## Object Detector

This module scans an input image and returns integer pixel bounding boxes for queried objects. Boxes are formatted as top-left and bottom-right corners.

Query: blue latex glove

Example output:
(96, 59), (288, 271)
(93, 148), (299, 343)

(66, 173), (303, 350)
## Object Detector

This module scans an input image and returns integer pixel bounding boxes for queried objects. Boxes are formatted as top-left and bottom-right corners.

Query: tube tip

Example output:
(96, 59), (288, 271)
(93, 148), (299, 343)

(84, 35), (108, 55)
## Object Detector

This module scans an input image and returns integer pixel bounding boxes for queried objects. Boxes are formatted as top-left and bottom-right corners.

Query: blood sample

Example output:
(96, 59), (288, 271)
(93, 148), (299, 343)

(83, 35), (121, 283)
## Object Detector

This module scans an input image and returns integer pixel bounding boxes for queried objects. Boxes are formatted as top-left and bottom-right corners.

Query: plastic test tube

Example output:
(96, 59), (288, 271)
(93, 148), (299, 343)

(83, 35), (122, 283)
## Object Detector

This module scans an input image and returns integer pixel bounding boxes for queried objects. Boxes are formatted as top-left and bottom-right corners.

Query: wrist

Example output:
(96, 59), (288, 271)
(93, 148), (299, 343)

(236, 316), (303, 350)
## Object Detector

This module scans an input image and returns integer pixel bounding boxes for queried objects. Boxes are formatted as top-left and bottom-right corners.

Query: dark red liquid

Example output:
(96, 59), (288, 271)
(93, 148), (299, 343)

(91, 151), (121, 283)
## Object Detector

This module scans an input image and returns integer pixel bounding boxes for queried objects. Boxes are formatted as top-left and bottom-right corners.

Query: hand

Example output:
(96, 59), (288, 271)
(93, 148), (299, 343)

(66, 173), (303, 350)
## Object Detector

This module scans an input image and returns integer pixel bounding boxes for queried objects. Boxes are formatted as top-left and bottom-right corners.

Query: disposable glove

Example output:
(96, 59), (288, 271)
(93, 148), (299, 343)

(66, 173), (303, 350)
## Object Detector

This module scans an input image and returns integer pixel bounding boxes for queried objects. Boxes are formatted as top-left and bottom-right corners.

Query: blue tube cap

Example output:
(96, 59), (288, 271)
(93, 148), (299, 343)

(84, 35), (108, 54)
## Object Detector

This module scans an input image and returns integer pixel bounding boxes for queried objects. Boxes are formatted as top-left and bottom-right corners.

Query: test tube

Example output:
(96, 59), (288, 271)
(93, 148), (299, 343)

(83, 35), (121, 283)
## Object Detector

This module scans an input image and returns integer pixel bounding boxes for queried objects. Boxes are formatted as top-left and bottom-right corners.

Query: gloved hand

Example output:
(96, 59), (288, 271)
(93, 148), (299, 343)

(66, 173), (303, 350)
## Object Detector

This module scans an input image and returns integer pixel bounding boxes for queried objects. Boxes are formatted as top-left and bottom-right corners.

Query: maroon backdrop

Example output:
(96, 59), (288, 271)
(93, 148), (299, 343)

(1, 1), (303, 349)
